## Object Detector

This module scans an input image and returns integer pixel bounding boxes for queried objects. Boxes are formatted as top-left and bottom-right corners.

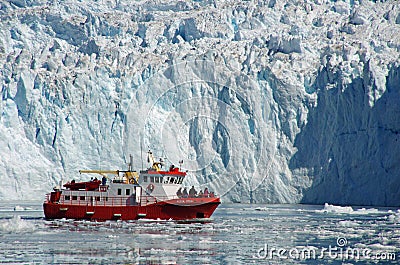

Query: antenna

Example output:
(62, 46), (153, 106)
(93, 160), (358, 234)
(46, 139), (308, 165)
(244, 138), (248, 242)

(129, 154), (133, 171)
(140, 140), (143, 170)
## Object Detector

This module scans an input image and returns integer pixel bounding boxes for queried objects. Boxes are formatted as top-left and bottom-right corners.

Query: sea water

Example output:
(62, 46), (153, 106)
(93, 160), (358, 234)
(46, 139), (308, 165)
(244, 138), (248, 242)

(0, 202), (399, 264)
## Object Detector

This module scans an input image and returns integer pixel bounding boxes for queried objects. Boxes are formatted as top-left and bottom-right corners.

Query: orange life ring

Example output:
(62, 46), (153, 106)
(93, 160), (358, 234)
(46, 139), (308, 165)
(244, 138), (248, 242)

(147, 184), (155, 193)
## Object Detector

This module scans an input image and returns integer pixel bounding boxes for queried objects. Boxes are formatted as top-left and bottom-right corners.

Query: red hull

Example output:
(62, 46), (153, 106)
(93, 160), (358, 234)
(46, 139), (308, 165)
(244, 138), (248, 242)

(43, 197), (220, 221)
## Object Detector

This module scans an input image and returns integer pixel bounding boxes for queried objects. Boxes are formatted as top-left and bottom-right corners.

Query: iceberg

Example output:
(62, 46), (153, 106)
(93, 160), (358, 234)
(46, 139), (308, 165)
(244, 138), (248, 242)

(316, 203), (354, 214)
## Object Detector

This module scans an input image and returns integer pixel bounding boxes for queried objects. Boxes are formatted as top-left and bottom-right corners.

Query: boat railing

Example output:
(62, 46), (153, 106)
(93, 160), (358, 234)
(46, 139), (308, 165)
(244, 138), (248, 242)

(45, 194), (176, 207)
(45, 193), (217, 207)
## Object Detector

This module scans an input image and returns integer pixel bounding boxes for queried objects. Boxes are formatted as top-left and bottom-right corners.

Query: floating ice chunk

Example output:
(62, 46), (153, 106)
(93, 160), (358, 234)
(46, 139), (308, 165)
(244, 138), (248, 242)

(388, 213), (400, 223)
(0, 215), (35, 233)
(13, 205), (32, 211)
(316, 203), (354, 214)
(354, 208), (379, 214)
(14, 205), (25, 211)
(320, 205), (379, 215)
(338, 220), (359, 227)
(367, 243), (397, 251)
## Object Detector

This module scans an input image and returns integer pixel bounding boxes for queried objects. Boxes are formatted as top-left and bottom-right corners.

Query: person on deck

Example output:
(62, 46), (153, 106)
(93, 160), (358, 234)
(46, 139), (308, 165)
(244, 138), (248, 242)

(182, 187), (188, 198)
(204, 187), (209, 197)
(189, 186), (197, 198)
(176, 187), (182, 198)
(102, 176), (107, 186)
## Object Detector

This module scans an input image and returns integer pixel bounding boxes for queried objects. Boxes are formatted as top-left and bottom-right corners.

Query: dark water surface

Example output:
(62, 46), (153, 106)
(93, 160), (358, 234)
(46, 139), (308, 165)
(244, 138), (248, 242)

(0, 201), (399, 264)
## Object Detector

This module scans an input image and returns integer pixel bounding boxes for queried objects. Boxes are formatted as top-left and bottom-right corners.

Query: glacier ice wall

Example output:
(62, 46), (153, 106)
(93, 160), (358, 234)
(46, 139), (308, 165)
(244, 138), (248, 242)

(0, 0), (399, 205)
(293, 64), (400, 206)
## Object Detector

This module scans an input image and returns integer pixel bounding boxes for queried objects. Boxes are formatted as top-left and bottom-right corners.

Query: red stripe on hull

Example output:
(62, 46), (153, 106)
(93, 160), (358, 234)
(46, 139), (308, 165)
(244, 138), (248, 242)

(43, 198), (220, 221)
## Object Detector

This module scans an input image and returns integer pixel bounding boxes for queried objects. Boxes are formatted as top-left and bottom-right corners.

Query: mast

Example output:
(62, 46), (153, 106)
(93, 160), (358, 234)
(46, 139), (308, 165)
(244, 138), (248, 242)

(129, 154), (133, 171)
(140, 140), (143, 170)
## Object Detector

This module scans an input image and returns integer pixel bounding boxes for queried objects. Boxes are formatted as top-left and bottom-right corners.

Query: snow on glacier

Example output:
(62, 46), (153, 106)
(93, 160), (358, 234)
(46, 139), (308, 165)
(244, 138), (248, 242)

(0, 0), (400, 205)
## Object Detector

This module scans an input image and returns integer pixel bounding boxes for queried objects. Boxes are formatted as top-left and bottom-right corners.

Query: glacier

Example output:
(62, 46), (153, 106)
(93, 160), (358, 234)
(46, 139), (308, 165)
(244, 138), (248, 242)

(0, 0), (399, 206)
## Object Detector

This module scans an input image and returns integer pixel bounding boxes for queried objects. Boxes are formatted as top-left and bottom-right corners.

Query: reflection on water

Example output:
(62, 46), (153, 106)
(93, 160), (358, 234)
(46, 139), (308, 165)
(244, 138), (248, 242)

(0, 202), (399, 264)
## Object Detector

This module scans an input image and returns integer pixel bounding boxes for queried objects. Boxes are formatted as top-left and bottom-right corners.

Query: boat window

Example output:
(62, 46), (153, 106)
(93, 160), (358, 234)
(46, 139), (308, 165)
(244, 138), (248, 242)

(72, 196), (77, 200)
(164, 177), (169, 184)
(150, 176), (154, 183)
(65, 195), (70, 201)
(143, 176), (148, 182)
(118, 188), (122, 195)
(96, 197), (100, 201)
(155, 177), (159, 183)
(80, 196), (85, 201)
(174, 178), (179, 184)
(126, 189), (130, 196)
(103, 197), (108, 201)
(169, 177), (175, 184)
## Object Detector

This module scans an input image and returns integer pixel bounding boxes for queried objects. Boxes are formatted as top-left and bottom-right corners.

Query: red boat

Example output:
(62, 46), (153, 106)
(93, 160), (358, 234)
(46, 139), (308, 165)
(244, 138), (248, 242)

(43, 152), (220, 221)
